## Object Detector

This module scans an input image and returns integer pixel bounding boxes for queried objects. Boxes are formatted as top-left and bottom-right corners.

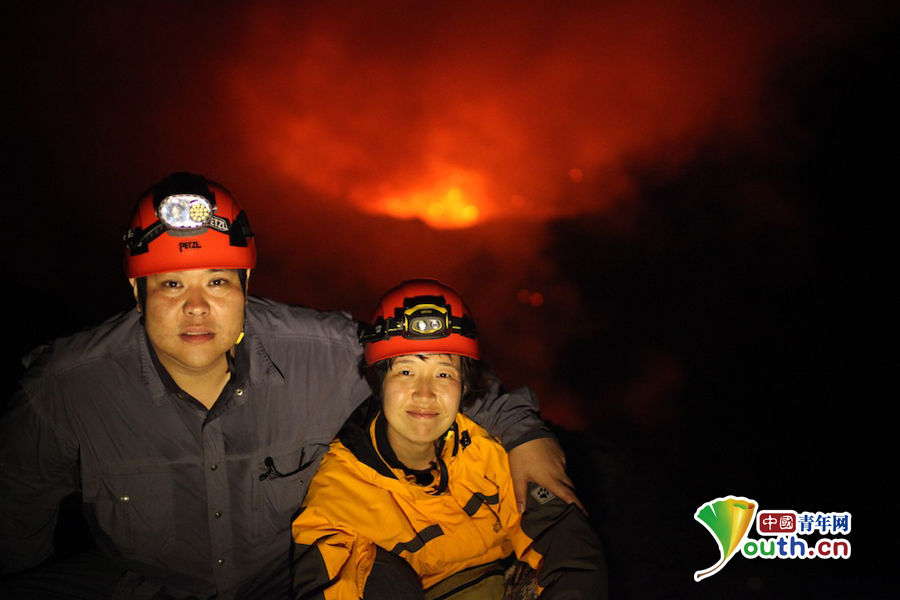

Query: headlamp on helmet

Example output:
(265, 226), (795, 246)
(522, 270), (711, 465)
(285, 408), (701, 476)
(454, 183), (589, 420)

(158, 194), (214, 230)
(360, 297), (475, 344)
(123, 172), (257, 278)
(405, 303), (448, 337)
(361, 280), (480, 363)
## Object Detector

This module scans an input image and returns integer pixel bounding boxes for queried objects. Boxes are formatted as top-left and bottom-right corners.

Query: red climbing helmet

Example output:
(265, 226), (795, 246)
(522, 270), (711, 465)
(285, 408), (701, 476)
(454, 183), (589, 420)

(361, 279), (479, 364)
(123, 172), (256, 278)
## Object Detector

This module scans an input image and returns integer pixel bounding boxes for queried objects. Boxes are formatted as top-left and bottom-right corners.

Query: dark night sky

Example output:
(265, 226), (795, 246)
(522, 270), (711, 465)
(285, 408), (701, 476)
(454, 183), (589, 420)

(2, 2), (897, 598)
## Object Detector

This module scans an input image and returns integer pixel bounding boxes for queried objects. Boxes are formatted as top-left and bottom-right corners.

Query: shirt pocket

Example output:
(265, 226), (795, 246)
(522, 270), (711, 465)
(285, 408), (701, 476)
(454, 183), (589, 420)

(251, 444), (324, 542)
(82, 470), (175, 561)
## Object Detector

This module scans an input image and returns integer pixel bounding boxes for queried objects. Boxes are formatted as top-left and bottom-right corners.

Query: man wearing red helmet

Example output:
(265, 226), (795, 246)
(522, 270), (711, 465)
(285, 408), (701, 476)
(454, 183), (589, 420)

(0, 174), (581, 599)
(292, 280), (605, 599)
(123, 173), (258, 409)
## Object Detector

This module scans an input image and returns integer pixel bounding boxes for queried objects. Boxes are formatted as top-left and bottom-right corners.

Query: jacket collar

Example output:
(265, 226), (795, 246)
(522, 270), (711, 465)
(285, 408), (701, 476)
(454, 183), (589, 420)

(368, 412), (460, 493)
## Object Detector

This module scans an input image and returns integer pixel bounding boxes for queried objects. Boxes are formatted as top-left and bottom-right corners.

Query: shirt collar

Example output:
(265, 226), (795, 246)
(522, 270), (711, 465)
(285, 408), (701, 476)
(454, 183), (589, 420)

(240, 318), (285, 387)
(138, 315), (284, 405)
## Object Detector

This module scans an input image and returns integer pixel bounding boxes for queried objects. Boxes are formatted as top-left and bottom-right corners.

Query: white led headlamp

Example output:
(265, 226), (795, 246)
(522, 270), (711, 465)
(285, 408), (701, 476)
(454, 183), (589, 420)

(124, 190), (246, 255)
(158, 194), (213, 229)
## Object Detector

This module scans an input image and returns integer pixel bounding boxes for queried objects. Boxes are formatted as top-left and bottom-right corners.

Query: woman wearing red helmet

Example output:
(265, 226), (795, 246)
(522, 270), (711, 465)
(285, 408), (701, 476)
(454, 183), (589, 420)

(292, 280), (606, 600)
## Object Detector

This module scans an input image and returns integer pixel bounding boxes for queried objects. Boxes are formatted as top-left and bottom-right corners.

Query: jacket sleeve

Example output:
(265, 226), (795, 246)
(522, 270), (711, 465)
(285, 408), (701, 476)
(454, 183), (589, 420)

(513, 484), (608, 600)
(515, 483), (608, 599)
(0, 389), (79, 574)
(291, 505), (378, 600)
(483, 435), (607, 600)
(462, 370), (554, 451)
(291, 448), (379, 600)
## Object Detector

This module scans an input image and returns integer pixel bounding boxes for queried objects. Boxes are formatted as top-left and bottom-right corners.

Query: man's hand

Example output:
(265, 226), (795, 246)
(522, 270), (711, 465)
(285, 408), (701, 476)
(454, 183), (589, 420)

(507, 437), (584, 514)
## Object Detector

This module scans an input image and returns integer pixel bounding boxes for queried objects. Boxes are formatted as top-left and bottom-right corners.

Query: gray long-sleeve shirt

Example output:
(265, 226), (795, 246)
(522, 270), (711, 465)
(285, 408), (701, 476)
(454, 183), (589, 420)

(0, 297), (548, 598)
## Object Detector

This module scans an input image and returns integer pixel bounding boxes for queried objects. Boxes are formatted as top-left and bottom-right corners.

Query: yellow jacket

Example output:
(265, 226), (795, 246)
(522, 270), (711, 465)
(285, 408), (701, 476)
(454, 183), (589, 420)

(291, 412), (542, 598)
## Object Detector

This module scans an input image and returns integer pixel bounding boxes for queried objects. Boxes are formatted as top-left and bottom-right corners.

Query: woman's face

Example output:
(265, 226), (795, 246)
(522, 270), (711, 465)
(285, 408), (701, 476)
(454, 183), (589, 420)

(382, 353), (462, 449)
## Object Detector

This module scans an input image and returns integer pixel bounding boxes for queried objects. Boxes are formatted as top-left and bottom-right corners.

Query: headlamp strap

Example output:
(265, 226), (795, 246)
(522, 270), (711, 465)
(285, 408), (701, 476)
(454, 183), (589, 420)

(124, 221), (166, 255)
(228, 210), (254, 248)
(359, 295), (477, 343)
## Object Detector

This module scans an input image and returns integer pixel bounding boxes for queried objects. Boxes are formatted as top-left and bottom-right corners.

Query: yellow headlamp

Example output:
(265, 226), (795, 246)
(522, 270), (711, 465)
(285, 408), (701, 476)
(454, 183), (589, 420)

(403, 303), (449, 338)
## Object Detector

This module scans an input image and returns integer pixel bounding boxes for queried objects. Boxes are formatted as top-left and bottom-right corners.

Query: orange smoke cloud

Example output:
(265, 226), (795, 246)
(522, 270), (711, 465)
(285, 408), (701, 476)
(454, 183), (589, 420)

(225, 1), (842, 228)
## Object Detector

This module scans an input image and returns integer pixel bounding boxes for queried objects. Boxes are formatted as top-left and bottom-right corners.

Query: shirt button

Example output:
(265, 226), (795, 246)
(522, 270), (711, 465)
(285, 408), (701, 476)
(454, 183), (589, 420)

(217, 558), (225, 566)
(210, 464), (218, 471)
(214, 511), (222, 519)
(235, 388), (244, 396)
(119, 495), (131, 503)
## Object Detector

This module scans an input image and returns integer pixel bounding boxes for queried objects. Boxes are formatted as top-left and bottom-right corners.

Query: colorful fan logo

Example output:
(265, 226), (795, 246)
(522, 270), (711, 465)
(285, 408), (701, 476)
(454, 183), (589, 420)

(693, 496), (758, 581)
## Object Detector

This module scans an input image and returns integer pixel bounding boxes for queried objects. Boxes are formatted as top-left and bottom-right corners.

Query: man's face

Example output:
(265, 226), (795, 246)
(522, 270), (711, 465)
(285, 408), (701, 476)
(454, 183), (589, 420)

(382, 354), (462, 448)
(136, 269), (246, 376)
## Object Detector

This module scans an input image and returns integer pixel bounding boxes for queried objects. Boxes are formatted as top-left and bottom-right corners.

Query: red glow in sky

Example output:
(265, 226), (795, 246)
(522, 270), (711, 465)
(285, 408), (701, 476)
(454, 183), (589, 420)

(6, 0), (887, 431)
(226, 1), (843, 229)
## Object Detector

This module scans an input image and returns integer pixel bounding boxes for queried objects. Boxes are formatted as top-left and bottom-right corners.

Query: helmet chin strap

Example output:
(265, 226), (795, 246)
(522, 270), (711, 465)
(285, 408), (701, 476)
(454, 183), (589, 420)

(136, 277), (148, 324)
(236, 269), (248, 345)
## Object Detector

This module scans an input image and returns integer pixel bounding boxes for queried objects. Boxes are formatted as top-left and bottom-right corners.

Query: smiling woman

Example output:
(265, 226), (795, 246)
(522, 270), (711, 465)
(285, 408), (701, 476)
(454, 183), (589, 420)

(292, 279), (606, 599)
(381, 354), (463, 468)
